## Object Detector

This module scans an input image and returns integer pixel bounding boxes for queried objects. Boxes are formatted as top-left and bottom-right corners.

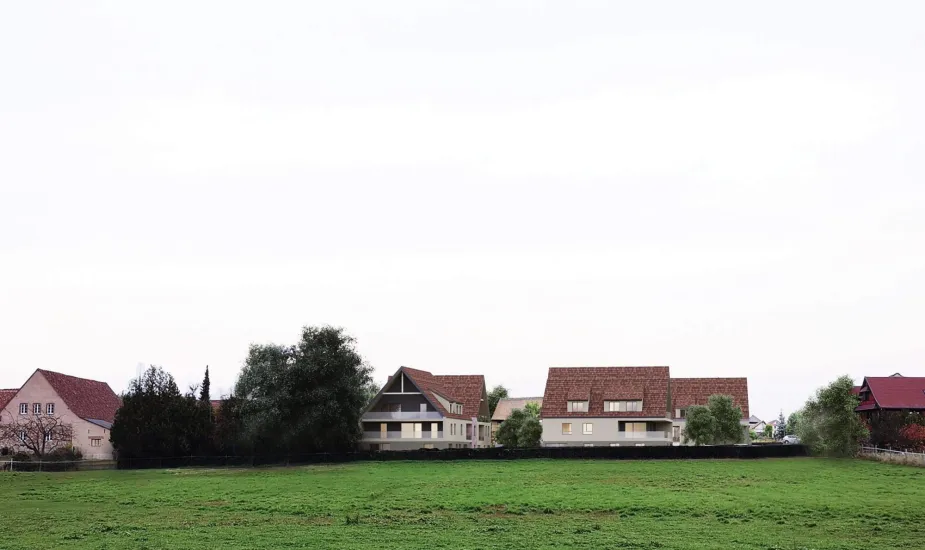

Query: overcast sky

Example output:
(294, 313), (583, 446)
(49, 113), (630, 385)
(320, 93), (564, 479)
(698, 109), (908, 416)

(2, 2), (923, 421)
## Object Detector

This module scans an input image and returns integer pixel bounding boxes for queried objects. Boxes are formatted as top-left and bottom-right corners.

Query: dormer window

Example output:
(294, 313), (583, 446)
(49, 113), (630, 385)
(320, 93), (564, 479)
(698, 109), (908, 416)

(450, 403), (463, 414)
(605, 400), (642, 412)
(568, 401), (588, 412)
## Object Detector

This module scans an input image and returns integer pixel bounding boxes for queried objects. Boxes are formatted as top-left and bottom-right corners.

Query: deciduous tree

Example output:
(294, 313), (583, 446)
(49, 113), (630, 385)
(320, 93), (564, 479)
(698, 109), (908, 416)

(709, 395), (744, 445)
(494, 408), (542, 447)
(0, 413), (75, 458)
(234, 325), (373, 454)
(683, 405), (716, 446)
(797, 375), (867, 457)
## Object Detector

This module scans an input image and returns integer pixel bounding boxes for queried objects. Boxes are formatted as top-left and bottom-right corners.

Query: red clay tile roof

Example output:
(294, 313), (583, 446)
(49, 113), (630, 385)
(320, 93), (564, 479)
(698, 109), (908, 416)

(399, 367), (485, 420)
(670, 377), (750, 419)
(433, 374), (488, 420)
(491, 397), (543, 421)
(38, 369), (122, 424)
(859, 377), (925, 410)
(541, 367), (671, 418)
(0, 389), (17, 411)
(210, 399), (223, 411)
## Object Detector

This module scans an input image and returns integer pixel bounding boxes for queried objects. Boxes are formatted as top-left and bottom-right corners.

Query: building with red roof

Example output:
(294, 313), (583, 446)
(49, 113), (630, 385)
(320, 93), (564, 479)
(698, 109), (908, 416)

(0, 369), (121, 459)
(360, 366), (491, 450)
(855, 375), (925, 419)
(541, 366), (750, 446)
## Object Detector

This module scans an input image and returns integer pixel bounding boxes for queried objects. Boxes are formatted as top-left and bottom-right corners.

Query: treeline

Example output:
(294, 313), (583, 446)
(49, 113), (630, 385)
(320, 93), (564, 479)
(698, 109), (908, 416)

(111, 326), (375, 460)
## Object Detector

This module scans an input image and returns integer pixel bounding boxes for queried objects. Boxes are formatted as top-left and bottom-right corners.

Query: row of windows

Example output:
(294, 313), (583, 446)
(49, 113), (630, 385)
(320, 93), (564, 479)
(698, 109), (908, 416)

(19, 403), (55, 415)
(449, 403), (463, 414)
(568, 400), (642, 413)
(560, 422), (652, 435)
(561, 423), (594, 435)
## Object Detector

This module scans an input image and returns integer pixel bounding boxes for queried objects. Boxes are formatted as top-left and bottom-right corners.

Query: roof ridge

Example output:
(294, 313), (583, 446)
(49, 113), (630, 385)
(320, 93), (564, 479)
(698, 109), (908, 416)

(37, 368), (113, 386)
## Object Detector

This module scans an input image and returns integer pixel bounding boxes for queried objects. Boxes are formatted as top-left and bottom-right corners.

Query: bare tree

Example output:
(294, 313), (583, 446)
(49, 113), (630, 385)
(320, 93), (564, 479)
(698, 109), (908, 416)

(0, 413), (75, 458)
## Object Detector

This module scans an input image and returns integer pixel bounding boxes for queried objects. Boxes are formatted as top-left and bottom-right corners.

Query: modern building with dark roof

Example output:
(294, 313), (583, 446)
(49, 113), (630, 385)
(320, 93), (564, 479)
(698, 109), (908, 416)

(0, 369), (122, 459)
(360, 366), (491, 450)
(540, 366), (750, 446)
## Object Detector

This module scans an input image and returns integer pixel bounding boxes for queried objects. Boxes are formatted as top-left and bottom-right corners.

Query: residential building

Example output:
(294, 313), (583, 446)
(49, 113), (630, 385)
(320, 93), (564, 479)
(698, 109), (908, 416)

(490, 397), (543, 442)
(855, 376), (925, 420)
(541, 367), (750, 447)
(359, 367), (492, 450)
(0, 369), (122, 459)
(670, 377), (750, 444)
(747, 415), (766, 434)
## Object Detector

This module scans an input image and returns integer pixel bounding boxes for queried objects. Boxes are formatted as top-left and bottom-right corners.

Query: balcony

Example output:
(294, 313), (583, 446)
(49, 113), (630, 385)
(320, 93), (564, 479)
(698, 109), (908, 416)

(616, 431), (671, 441)
(363, 411), (443, 421)
(363, 431), (442, 440)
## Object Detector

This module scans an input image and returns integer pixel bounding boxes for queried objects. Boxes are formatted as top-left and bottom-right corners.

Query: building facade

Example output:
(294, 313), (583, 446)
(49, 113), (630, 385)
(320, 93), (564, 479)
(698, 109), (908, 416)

(360, 367), (491, 450)
(0, 369), (121, 459)
(541, 367), (750, 447)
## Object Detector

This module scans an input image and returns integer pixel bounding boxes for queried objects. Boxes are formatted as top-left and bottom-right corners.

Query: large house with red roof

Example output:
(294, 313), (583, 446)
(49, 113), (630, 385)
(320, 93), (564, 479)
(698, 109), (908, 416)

(0, 369), (121, 459)
(360, 366), (491, 450)
(540, 366), (750, 446)
(854, 375), (925, 419)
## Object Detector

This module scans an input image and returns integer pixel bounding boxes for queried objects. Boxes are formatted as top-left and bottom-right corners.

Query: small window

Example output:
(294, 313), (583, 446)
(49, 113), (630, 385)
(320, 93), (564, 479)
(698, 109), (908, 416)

(678, 408), (687, 419)
(562, 423), (572, 435)
(19, 403), (28, 415)
(381, 443), (391, 451)
(19, 430), (27, 442)
(610, 443), (620, 447)
(90, 438), (102, 447)
(582, 423), (593, 435)
(46, 403), (55, 415)
(568, 401), (588, 412)
(33, 403), (41, 415)
(584, 444), (594, 447)
(44, 432), (53, 442)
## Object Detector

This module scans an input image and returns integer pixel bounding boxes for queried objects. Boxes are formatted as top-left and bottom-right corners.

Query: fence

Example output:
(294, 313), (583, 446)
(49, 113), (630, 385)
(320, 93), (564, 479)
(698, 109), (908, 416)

(1, 444), (809, 472)
(860, 446), (925, 467)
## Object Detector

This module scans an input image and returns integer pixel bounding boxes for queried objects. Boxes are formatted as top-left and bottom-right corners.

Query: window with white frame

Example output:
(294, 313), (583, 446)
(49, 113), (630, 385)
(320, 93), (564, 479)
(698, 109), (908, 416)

(562, 423), (572, 435)
(424, 444), (434, 449)
(32, 403), (41, 415)
(567, 401), (588, 412)
(582, 423), (593, 435)
(19, 403), (28, 415)
(19, 430), (27, 442)
(380, 443), (391, 451)
(44, 432), (53, 442)
(604, 400), (642, 412)
(46, 403), (55, 415)
(584, 443), (594, 447)
(89, 438), (101, 447)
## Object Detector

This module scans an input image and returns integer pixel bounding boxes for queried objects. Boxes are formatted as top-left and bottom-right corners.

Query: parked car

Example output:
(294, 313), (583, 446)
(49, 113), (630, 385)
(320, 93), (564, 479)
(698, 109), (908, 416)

(782, 435), (800, 444)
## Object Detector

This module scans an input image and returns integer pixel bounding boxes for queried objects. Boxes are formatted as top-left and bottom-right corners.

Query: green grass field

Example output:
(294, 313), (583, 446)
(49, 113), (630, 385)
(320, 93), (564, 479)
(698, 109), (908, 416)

(1, 458), (922, 549)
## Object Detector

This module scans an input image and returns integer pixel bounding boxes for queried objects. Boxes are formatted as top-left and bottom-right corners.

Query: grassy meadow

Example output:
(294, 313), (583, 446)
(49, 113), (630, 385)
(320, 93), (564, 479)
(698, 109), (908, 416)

(0, 458), (922, 549)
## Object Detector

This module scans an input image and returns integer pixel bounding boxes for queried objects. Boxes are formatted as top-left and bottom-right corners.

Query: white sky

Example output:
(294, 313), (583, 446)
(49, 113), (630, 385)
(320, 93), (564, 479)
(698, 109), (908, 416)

(2, 2), (923, 421)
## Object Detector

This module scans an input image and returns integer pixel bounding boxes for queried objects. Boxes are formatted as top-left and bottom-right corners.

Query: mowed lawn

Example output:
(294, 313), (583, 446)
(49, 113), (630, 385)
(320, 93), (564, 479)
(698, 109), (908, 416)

(1, 458), (923, 549)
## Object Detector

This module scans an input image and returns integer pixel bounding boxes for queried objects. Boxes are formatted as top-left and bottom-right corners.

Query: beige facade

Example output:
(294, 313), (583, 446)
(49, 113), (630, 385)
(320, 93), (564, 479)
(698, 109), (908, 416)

(542, 417), (674, 446)
(0, 371), (115, 460)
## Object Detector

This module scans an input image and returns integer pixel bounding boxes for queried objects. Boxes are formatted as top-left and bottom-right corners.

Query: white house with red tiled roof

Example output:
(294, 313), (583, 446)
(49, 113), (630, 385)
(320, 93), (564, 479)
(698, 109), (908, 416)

(359, 366), (491, 450)
(0, 369), (121, 459)
(541, 366), (750, 447)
